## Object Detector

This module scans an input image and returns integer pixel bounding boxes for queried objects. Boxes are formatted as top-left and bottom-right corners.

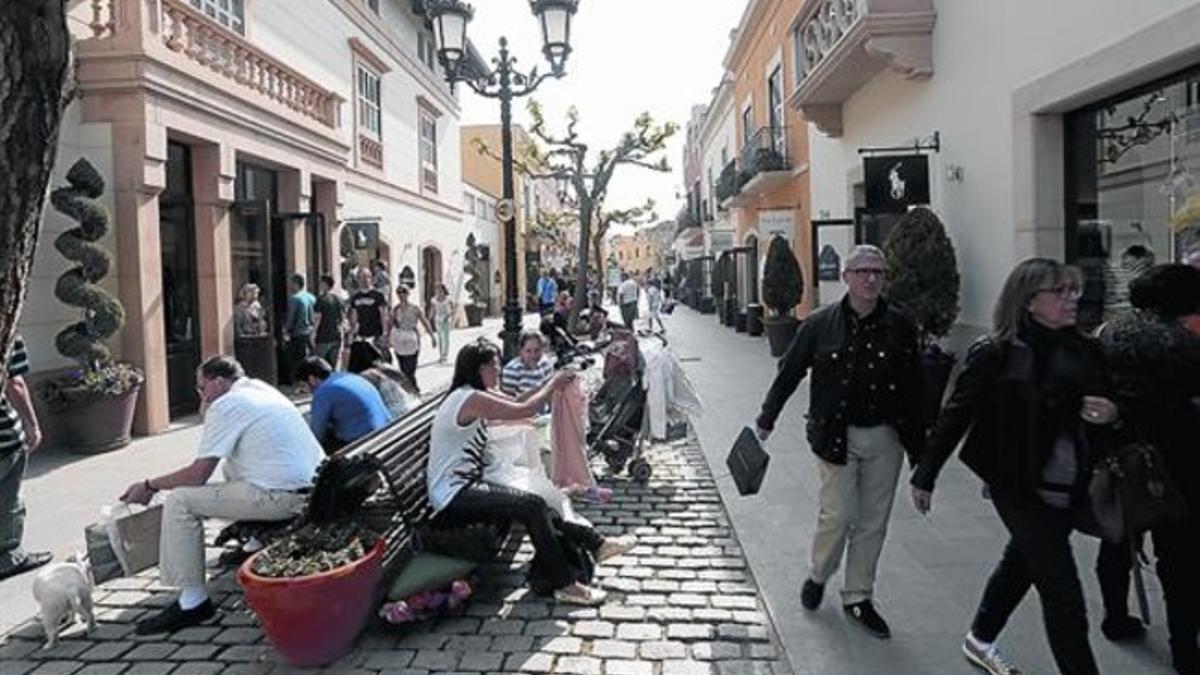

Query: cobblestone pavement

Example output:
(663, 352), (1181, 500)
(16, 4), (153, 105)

(0, 436), (793, 675)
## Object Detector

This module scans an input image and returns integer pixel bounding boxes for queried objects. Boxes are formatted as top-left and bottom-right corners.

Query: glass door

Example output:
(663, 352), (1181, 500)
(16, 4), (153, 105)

(160, 143), (201, 416)
(232, 161), (280, 383)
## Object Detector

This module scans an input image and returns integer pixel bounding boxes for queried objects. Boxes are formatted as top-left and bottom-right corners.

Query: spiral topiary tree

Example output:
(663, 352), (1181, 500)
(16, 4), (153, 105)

(761, 235), (804, 317)
(882, 206), (960, 351)
(462, 233), (485, 326)
(50, 158), (125, 368)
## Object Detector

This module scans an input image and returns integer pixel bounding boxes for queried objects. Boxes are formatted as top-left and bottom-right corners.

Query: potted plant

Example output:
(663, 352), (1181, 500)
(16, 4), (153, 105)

(239, 521), (384, 667)
(760, 235), (805, 357)
(882, 206), (961, 424)
(462, 234), (485, 327)
(36, 159), (143, 454)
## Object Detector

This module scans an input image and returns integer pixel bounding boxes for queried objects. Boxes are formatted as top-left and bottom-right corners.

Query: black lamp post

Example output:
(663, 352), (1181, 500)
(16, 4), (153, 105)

(426, 0), (580, 361)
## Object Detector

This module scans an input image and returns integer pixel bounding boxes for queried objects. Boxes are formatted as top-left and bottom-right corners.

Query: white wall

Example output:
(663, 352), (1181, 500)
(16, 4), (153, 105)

(807, 0), (1199, 329)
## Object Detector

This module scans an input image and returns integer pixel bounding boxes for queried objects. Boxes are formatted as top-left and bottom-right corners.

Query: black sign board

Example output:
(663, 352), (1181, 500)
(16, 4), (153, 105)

(864, 154), (930, 213)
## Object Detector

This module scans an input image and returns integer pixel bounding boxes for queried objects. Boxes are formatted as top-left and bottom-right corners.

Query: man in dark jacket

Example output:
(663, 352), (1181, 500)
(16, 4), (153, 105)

(754, 245), (925, 639)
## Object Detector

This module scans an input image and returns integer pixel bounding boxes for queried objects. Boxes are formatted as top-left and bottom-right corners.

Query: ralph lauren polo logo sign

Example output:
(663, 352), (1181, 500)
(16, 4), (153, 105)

(864, 154), (930, 213)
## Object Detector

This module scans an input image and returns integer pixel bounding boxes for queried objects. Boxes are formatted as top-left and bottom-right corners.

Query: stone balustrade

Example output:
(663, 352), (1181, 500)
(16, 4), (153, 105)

(795, 0), (866, 83)
(359, 134), (384, 168)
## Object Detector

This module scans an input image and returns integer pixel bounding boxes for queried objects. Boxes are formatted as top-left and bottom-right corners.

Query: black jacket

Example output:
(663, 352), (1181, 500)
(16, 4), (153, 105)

(756, 296), (926, 465)
(911, 325), (1113, 499)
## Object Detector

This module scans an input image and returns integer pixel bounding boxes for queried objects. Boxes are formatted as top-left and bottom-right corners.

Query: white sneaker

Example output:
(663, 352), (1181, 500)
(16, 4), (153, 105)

(596, 535), (636, 563)
(962, 637), (1022, 675)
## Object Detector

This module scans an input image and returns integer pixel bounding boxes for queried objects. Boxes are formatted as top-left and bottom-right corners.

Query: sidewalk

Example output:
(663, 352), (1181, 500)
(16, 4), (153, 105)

(0, 314), (520, 636)
(0, 435), (791, 675)
(662, 306), (1174, 675)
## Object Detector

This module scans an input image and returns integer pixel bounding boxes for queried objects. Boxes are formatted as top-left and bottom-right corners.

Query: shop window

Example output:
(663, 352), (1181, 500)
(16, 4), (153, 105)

(419, 107), (439, 193)
(1065, 66), (1200, 331)
(189, 0), (244, 34)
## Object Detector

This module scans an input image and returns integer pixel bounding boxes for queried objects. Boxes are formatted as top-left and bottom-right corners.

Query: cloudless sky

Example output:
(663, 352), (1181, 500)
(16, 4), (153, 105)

(459, 0), (750, 235)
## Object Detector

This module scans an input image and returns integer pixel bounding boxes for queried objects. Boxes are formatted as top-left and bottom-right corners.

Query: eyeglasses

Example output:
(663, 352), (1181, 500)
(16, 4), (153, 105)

(846, 268), (886, 279)
(1035, 283), (1082, 299)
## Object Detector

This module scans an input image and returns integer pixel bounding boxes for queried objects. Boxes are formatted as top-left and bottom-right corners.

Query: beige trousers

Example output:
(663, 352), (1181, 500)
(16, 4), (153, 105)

(809, 424), (905, 605)
(159, 481), (306, 588)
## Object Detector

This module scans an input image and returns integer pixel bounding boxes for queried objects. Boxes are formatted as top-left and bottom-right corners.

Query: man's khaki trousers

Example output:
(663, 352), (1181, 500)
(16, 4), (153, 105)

(809, 424), (905, 605)
(159, 482), (306, 588)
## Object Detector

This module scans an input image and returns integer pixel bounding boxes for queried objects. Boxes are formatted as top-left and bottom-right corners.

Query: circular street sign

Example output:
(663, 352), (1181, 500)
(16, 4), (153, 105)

(495, 198), (515, 222)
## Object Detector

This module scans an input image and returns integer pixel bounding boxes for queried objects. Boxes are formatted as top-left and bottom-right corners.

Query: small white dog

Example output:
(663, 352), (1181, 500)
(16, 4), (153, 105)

(31, 553), (95, 649)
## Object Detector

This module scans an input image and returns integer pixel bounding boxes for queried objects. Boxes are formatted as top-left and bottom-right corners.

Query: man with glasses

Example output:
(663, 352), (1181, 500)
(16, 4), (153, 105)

(118, 355), (323, 635)
(753, 244), (925, 639)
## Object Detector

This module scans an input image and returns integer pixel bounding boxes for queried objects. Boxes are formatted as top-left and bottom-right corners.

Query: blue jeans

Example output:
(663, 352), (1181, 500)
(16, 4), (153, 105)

(0, 450), (29, 572)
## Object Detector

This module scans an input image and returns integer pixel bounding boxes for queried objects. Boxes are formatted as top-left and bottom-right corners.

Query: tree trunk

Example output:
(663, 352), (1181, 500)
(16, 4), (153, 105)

(0, 1), (73, 389)
(569, 198), (593, 328)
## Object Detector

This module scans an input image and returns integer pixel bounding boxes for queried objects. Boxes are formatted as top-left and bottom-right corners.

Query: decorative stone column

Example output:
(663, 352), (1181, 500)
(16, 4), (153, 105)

(193, 143), (236, 357)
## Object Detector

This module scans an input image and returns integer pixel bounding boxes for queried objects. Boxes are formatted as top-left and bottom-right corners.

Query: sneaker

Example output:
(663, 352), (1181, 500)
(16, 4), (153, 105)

(962, 637), (1022, 674)
(0, 551), (52, 582)
(596, 535), (637, 563)
(1101, 614), (1145, 641)
(554, 584), (608, 606)
(843, 601), (890, 639)
(800, 579), (824, 610)
(135, 599), (216, 635)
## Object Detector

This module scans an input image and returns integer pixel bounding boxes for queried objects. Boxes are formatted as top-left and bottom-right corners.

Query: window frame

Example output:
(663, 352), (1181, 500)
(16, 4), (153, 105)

(356, 62), (383, 141)
(418, 105), (440, 193)
(189, 0), (245, 35)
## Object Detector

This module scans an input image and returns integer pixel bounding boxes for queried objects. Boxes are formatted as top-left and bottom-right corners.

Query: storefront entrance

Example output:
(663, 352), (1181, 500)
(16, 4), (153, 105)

(1066, 65), (1200, 331)
(160, 142), (201, 416)
(421, 246), (443, 309)
(231, 162), (283, 384)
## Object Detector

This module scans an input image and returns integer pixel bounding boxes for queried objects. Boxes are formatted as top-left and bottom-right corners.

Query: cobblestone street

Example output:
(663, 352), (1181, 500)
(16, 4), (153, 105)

(0, 436), (793, 675)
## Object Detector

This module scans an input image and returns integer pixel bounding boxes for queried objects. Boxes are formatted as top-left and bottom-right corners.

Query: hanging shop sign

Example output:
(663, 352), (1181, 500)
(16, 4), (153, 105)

(864, 154), (930, 213)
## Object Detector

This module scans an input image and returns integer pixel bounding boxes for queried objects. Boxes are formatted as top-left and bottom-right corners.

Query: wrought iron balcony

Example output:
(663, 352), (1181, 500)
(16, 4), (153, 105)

(739, 126), (791, 180)
(790, 0), (935, 136)
(716, 160), (741, 205)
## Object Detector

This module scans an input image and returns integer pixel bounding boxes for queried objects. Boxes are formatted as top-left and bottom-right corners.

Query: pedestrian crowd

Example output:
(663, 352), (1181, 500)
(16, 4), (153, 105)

(754, 244), (1199, 675)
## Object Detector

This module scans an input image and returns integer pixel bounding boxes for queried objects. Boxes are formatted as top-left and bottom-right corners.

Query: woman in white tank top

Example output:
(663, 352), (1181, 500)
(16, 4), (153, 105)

(427, 340), (635, 606)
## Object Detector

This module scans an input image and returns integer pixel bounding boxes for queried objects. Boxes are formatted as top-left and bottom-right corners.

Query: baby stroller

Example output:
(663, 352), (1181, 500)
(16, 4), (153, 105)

(586, 328), (653, 481)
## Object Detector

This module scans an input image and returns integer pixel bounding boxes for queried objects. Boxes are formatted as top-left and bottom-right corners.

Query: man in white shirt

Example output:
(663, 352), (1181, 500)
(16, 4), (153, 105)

(617, 272), (640, 329)
(119, 356), (324, 635)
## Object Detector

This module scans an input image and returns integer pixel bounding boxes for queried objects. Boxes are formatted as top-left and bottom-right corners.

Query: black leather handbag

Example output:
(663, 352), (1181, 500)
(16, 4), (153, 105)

(1086, 432), (1188, 542)
(726, 426), (770, 496)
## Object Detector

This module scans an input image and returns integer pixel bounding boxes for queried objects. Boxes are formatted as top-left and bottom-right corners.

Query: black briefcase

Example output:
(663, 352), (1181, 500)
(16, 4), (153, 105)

(726, 426), (770, 496)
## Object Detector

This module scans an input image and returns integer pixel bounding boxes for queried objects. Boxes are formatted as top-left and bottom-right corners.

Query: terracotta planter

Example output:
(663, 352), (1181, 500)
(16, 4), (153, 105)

(58, 386), (140, 455)
(239, 538), (385, 668)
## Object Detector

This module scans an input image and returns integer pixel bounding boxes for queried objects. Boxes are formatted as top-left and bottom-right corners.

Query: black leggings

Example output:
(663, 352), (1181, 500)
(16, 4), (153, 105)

(397, 354), (419, 392)
(971, 494), (1099, 675)
(436, 482), (603, 591)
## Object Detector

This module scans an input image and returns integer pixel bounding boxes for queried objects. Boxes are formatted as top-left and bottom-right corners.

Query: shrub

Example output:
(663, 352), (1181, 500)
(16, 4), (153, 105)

(463, 233), (483, 307)
(883, 207), (960, 348)
(761, 235), (804, 317)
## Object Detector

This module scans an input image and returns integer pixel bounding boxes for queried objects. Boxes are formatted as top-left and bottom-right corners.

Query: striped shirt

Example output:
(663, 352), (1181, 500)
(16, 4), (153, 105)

(1, 337), (31, 454)
(500, 356), (553, 398)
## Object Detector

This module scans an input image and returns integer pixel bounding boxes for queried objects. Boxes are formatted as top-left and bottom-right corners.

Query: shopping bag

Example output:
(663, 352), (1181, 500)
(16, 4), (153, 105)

(84, 523), (124, 585)
(726, 426), (769, 496)
(102, 504), (163, 576)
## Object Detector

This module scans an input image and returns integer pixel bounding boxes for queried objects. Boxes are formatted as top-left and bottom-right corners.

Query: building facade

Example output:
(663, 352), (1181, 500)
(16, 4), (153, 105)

(461, 181), (503, 315)
(800, 0), (1200, 333)
(25, 0), (474, 434)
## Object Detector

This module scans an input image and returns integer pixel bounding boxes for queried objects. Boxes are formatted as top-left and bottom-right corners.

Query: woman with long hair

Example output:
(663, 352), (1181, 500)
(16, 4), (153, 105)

(427, 340), (634, 605)
(428, 283), (455, 365)
(911, 258), (1118, 675)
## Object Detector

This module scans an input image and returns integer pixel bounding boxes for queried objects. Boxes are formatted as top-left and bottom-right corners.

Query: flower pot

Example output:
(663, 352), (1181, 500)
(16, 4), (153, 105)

(464, 305), (484, 328)
(922, 349), (957, 425)
(239, 538), (385, 667)
(762, 315), (799, 357)
(58, 386), (140, 455)
(746, 304), (764, 337)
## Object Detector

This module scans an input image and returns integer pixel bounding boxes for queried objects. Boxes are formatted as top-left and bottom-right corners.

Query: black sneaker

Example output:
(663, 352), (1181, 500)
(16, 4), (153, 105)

(135, 599), (216, 635)
(1101, 615), (1145, 642)
(844, 601), (891, 639)
(0, 551), (52, 581)
(800, 579), (824, 610)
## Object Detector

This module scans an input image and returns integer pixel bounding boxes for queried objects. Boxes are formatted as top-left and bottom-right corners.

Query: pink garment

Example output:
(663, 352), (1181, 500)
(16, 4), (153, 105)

(551, 378), (593, 490)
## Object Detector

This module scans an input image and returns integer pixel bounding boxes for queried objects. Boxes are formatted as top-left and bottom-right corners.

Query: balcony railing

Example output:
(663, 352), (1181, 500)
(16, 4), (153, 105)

(716, 160), (740, 205)
(738, 126), (791, 182)
(790, 0), (934, 136)
(81, 0), (343, 133)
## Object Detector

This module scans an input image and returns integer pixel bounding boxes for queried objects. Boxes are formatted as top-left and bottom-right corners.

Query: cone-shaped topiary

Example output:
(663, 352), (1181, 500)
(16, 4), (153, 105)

(761, 235), (804, 316)
(883, 206), (960, 348)
(50, 158), (125, 368)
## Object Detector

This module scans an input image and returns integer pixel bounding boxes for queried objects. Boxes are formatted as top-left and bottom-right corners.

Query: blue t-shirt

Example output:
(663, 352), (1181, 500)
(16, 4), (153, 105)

(289, 291), (317, 336)
(309, 372), (392, 443)
(538, 277), (558, 304)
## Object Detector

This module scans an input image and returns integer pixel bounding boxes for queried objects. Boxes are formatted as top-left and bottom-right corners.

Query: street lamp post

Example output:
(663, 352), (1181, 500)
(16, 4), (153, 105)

(426, 0), (579, 361)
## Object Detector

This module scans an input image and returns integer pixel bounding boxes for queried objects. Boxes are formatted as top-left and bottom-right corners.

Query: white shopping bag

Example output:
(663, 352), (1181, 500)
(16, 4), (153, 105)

(484, 424), (591, 528)
(100, 503), (163, 576)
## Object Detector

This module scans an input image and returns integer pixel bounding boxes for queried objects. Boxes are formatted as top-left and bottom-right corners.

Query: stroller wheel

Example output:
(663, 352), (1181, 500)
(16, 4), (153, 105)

(602, 439), (632, 474)
(629, 459), (652, 482)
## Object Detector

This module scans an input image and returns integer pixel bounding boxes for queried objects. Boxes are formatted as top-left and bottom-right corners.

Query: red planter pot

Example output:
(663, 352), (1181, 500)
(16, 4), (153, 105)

(238, 538), (385, 667)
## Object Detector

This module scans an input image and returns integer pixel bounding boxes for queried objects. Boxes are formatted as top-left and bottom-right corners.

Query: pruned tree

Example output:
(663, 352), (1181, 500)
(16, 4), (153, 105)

(529, 209), (578, 260)
(474, 100), (676, 320)
(0, 1), (74, 391)
(592, 199), (656, 281)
